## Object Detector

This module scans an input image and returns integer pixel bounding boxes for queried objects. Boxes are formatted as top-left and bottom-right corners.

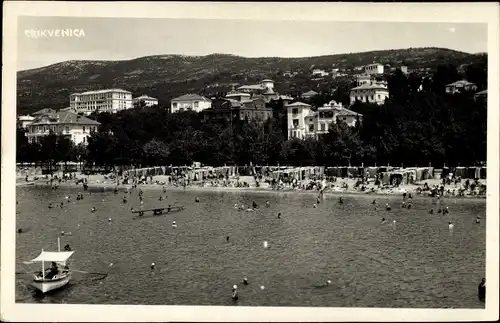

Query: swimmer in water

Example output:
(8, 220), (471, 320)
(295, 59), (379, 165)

(381, 218), (386, 224)
(91, 206), (96, 213)
(339, 197), (344, 204)
(313, 204), (317, 208)
(476, 216), (481, 224)
(195, 197), (200, 203)
(372, 199), (376, 205)
(385, 204), (391, 210)
(437, 208), (442, 213)
(265, 201), (270, 207)
(401, 201), (406, 208)
(277, 212), (281, 219)
(429, 209), (434, 214)
(159, 196), (163, 201)
(48, 203), (53, 209)
(448, 221), (454, 230)
(243, 278), (248, 285)
(123, 197), (127, 203)
(226, 236), (230, 242)
(232, 285), (239, 300)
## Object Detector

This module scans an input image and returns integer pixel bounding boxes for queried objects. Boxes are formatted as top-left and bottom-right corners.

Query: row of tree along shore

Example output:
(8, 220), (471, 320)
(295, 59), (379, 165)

(17, 65), (486, 168)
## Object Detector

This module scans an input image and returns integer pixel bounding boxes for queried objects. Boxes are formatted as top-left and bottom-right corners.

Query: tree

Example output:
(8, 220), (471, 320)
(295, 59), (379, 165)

(143, 139), (170, 166)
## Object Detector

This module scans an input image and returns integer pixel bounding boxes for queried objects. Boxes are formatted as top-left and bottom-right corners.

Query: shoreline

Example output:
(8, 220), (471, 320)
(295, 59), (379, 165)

(22, 180), (486, 200)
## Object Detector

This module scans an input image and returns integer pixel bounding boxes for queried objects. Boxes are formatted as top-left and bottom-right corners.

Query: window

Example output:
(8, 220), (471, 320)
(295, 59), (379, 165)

(83, 126), (86, 132)
(309, 124), (314, 132)
(194, 101), (199, 108)
(173, 103), (178, 109)
(65, 126), (69, 132)
(292, 108), (298, 114)
(292, 119), (299, 127)
(320, 123), (325, 131)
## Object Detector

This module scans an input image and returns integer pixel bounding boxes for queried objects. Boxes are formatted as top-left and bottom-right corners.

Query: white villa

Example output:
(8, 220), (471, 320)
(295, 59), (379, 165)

(17, 115), (35, 129)
(286, 100), (361, 140)
(349, 80), (389, 105)
(25, 109), (100, 145)
(237, 79), (275, 94)
(70, 89), (133, 115)
(312, 69), (329, 77)
(364, 63), (384, 75)
(445, 80), (478, 94)
(171, 94), (212, 113)
(133, 95), (159, 107)
(287, 102), (315, 140)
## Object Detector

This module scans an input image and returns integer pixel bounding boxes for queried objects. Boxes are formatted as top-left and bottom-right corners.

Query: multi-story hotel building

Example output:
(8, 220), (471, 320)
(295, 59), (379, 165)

(69, 89), (133, 115)
(25, 109), (100, 145)
(286, 101), (362, 140)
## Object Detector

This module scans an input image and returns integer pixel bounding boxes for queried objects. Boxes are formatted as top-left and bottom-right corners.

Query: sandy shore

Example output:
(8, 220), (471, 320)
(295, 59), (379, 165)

(19, 174), (486, 199)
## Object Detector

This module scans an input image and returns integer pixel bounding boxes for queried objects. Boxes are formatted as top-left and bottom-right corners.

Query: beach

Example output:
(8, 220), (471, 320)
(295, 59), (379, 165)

(18, 173), (487, 199)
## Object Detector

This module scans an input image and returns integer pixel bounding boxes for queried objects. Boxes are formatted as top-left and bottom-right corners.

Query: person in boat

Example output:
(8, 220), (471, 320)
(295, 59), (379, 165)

(478, 278), (486, 302)
(252, 201), (258, 209)
(45, 262), (59, 279)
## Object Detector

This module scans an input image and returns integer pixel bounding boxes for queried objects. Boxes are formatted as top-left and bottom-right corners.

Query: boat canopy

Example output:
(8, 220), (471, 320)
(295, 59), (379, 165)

(27, 251), (74, 263)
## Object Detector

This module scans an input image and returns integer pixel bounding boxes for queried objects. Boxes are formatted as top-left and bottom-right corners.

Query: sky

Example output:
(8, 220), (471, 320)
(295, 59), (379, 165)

(17, 16), (488, 71)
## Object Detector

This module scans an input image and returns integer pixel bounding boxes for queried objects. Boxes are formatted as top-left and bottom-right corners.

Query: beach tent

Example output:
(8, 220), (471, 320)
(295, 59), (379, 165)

(455, 167), (467, 178)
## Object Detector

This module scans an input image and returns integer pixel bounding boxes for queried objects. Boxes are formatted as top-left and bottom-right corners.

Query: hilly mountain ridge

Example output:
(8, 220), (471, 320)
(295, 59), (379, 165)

(17, 47), (486, 115)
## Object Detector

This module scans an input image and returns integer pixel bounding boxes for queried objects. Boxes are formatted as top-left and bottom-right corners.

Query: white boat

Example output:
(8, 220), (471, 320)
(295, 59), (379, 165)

(24, 238), (74, 294)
